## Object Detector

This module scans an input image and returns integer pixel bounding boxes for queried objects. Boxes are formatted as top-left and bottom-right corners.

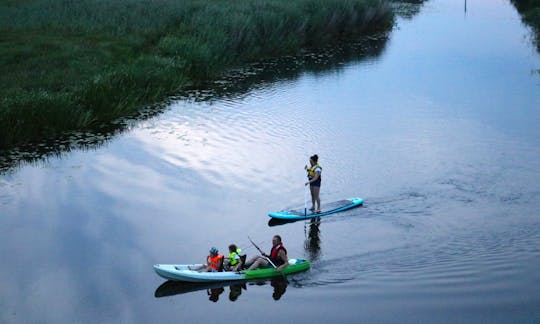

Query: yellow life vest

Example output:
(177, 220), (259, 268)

(229, 248), (242, 266)
(307, 163), (322, 179)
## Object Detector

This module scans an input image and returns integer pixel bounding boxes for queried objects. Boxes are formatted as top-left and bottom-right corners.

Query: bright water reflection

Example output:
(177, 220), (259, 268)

(1, 0), (540, 322)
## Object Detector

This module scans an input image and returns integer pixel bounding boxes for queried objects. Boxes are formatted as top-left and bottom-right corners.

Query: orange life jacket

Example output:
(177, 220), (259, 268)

(208, 254), (223, 271)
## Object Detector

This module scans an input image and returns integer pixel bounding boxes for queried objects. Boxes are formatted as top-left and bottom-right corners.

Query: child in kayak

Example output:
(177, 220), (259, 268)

(190, 247), (224, 272)
(223, 244), (245, 271)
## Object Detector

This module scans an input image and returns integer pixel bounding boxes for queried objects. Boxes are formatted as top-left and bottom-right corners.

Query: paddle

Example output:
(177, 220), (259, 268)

(304, 183), (308, 217)
(248, 236), (277, 269)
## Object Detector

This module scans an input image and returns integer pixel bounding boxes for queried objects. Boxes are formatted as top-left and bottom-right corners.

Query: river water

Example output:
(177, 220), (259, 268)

(1, 0), (540, 322)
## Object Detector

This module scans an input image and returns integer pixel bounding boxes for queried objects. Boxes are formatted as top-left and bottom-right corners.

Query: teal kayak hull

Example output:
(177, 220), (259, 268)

(268, 197), (363, 220)
(154, 258), (310, 282)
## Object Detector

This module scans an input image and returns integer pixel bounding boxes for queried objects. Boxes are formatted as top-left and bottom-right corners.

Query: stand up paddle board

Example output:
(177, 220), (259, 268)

(268, 197), (363, 220)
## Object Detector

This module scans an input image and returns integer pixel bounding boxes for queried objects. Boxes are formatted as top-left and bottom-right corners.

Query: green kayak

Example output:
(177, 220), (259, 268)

(154, 258), (310, 282)
(244, 259), (310, 279)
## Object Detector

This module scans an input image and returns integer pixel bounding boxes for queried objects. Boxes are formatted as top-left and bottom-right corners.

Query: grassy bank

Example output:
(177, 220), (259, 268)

(511, 0), (540, 51)
(0, 0), (393, 150)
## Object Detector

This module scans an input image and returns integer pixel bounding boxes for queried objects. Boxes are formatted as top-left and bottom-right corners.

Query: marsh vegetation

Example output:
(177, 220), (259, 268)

(0, 0), (393, 149)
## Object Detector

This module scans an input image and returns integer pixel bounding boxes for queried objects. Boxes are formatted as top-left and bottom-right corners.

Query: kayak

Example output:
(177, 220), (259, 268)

(268, 197), (363, 220)
(153, 258), (310, 282)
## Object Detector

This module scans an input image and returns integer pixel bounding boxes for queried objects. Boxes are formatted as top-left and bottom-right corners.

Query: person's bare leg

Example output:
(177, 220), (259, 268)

(244, 255), (259, 268)
(314, 186), (321, 212)
(310, 186), (316, 211)
(248, 258), (269, 270)
(189, 264), (206, 271)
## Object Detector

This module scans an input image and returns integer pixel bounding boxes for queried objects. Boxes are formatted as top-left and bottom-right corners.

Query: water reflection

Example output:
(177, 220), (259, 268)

(391, 0), (428, 20)
(269, 216), (322, 261)
(267, 218), (297, 227)
(0, 103), (168, 173)
(183, 33), (391, 103)
(228, 283), (245, 301)
(154, 277), (289, 302)
(207, 287), (225, 302)
(270, 278), (288, 300)
(0, 31), (392, 174)
(304, 218), (322, 261)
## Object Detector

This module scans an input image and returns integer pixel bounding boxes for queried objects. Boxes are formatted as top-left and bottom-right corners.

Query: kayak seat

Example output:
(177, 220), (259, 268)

(237, 254), (248, 270)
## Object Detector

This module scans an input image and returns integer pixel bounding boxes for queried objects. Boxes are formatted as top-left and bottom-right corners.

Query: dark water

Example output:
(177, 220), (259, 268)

(1, 0), (540, 322)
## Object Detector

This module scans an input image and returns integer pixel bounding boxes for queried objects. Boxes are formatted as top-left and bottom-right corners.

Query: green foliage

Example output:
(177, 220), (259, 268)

(78, 55), (188, 118)
(0, 0), (393, 149)
(511, 0), (540, 51)
(0, 90), (88, 148)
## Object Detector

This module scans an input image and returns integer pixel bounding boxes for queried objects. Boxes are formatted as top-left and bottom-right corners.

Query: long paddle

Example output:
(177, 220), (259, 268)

(304, 183), (308, 217)
(247, 236), (277, 269)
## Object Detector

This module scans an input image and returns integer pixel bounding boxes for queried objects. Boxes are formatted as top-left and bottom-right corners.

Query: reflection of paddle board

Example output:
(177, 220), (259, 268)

(268, 197), (363, 220)
(153, 259), (310, 282)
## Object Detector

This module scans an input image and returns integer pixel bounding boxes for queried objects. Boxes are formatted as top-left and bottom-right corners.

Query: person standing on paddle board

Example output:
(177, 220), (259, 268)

(305, 154), (322, 213)
(245, 235), (289, 272)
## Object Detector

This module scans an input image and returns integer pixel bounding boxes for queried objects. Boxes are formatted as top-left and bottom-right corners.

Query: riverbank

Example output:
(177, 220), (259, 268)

(0, 0), (393, 150)
(511, 0), (540, 51)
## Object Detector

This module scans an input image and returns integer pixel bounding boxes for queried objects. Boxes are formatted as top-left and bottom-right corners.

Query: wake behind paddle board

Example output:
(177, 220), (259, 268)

(268, 197), (363, 220)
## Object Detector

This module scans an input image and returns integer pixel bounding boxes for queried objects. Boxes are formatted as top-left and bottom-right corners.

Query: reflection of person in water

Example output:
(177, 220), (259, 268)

(270, 278), (288, 300)
(229, 283), (246, 301)
(304, 217), (321, 261)
(207, 287), (224, 302)
(155, 278), (288, 302)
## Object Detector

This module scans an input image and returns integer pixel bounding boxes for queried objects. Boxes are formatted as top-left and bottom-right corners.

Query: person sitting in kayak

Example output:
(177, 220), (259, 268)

(245, 235), (289, 272)
(190, 247), (224, 272)
(305, 154), (322, 213)
(223, 244), (245, 271)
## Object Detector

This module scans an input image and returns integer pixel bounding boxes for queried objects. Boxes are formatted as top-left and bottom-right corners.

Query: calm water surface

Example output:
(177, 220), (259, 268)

(1, 0), (540, 322)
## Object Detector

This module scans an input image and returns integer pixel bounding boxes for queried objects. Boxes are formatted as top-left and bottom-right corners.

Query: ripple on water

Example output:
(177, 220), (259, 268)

(132, 83), (320, 192)
(304, 218), (540, 293)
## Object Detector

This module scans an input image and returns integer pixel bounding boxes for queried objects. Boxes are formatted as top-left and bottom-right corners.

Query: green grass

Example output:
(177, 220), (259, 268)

(0, 0), (393, 149)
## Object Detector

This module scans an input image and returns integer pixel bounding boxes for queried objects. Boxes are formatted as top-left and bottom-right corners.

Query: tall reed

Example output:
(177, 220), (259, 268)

(0, 0), (393, 149)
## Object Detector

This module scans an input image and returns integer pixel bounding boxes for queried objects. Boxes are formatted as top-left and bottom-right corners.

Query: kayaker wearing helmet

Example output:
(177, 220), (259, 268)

(245, 235), (288, 272)
(190, 247), (224, 272)
(305, 154), (322, 213)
